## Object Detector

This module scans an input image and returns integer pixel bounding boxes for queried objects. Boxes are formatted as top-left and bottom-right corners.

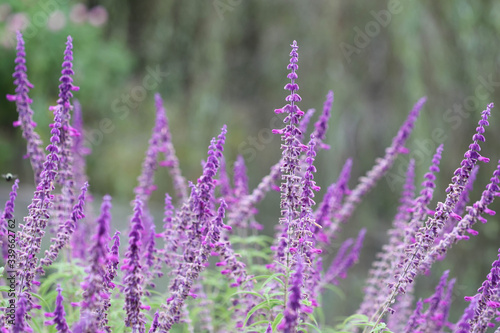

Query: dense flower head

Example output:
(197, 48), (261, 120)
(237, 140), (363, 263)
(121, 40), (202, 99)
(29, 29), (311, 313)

(312, 90), (334, 149)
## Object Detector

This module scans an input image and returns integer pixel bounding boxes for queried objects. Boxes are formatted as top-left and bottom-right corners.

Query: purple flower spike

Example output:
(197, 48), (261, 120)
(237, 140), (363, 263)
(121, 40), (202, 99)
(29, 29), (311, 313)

(149, 311), (159, 333)
(404, 299), (424, 332)
(12, 293), (33, 333)
(44, 284), (71, 332)
(0, 179), (19, 260)
(155, 93), (188, 202)
(7, 32), (45, 183)
(58, 36), (79, 112)
(298, 108), (315, 141)
(106, 230), (120, 289)
(322, 228), (366, 286)
(123, 197), (147, 333)
(416, 270), (455, 332)
(312, 90), (334, 150)
(315, 157), (353, 241)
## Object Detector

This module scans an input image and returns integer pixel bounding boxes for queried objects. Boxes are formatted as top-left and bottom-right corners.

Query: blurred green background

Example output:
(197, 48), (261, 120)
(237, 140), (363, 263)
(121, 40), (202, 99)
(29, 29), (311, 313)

(1, 0), (500, 327)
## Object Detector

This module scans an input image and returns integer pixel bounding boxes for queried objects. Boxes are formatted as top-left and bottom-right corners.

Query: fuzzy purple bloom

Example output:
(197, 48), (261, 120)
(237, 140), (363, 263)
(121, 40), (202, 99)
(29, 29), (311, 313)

(6, 32), (45, 183)
(298, 108), (315, 141)
(122, 197), (148, 333)
(155, 93), (188, 202)
(44, 284), (71, 332)
(12, 293), (33, 333)
(312, 90), (334, 150)
(322, 228), (366, 286)
(149, 311), (160, 333)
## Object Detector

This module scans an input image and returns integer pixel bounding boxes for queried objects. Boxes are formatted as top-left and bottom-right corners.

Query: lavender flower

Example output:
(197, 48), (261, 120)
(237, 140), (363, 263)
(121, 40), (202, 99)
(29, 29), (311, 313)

(322, 228), (366, 286)
(273, 41), (307, 267)
(298, 108), (315, 141)
(6, 32), (45, 183)
(44, 284), (71, 333)
(415, 270), (455, 332)
(122, 197), (148, 333)
(314, 158), (352, 242)
(155, 93), (188, 202)
(403, 299), (423, 332)
(106, 231), (120, 290)
(149, 311), (159, 333)
(312, 90), (334, 150)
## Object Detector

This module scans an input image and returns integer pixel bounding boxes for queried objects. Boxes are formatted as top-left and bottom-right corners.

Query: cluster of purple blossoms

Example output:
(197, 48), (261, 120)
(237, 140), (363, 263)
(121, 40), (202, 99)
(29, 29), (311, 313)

(2, 32), (500, 333)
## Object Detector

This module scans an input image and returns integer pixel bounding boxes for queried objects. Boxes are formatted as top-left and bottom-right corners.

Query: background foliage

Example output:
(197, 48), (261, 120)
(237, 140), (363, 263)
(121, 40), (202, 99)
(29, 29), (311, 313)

(1, 0), (500, 326)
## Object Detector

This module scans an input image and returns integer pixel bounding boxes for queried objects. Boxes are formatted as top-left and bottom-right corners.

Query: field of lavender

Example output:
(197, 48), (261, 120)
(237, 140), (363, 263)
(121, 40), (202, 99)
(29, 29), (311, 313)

(0, 29), (500, 333)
